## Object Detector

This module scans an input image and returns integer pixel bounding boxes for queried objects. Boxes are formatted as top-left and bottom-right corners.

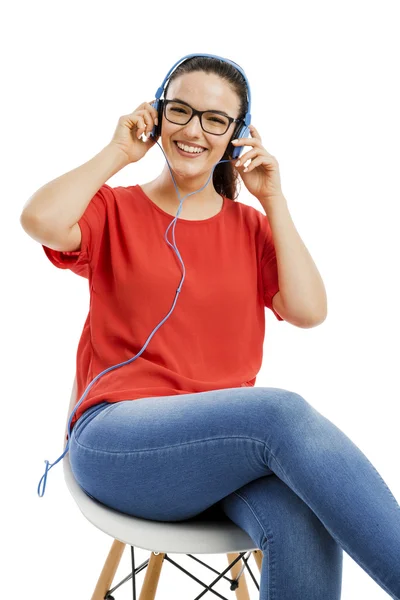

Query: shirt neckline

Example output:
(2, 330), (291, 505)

(135, 184), (227, 223)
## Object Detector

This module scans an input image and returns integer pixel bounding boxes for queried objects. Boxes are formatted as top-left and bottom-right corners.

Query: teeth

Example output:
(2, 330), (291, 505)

(176, 142), (205, 154)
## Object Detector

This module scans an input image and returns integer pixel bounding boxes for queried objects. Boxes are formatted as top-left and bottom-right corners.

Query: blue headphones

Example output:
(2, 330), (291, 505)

(149, 53), (252, 160)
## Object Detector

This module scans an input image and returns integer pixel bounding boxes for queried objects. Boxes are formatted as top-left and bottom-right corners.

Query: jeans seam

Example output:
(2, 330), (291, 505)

(233, 490), (276, 600)
(72, 433), (277, 456)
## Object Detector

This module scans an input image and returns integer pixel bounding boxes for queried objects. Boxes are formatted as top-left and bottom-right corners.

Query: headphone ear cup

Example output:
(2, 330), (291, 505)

(150, 100), (163, 139)
(231, 124), (250, 160)
(225, 122), (241, 159)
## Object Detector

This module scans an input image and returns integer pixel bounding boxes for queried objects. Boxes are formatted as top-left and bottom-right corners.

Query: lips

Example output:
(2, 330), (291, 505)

(174, 141), (208, 158)
(174, 140), (207, 150)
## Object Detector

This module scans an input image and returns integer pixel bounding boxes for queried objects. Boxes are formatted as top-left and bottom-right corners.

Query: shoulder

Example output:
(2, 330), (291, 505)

(230, 197), (270, 234)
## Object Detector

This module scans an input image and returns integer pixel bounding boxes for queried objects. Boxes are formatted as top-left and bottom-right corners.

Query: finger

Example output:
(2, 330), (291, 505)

(243, 155), (270, 172)
(231, 136), (261, 147)
(134, 115), (146, 138)
(144, 110), (157, 136)
(249, 124), (261, 140)
(136, 110), (154, 136)
(145, 101), (159, 126)
(234, 148), (259, 168)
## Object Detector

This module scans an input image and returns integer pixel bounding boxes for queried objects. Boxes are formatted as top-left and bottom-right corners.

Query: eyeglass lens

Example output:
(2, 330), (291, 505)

(165, 101), (230, 134)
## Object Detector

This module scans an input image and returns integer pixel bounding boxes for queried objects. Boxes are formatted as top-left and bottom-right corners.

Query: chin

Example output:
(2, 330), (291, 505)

(168, 156), (211, 179)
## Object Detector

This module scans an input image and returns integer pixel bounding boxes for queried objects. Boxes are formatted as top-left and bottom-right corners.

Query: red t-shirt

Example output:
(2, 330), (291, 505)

(42, 184), (283, 432)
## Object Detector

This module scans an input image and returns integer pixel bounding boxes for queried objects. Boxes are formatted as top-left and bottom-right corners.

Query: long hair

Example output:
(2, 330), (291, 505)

(163, 56), (248, 201)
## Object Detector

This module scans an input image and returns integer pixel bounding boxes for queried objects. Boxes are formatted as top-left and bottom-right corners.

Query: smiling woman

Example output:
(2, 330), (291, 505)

(22, 53), (400, 600)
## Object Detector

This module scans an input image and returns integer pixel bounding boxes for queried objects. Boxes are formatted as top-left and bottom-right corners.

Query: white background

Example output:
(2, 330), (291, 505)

(2, 1), (399, 598)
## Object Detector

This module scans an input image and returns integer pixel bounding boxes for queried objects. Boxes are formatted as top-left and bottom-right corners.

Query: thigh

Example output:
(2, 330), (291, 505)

(69, 387), (299, 521)
(219, 475), (343, 599)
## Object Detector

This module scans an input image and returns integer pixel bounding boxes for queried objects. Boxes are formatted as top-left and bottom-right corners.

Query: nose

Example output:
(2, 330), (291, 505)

(181, 114), (203, 137)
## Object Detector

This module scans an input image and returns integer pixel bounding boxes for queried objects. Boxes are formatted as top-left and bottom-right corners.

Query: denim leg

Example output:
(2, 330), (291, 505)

(253, 389), (400, 599)
(219, 474), (343, 600)
(69, 387), (400, 599)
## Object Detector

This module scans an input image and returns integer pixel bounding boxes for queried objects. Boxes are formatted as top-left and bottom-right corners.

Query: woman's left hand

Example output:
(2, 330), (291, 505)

(232, 124), (284, 204)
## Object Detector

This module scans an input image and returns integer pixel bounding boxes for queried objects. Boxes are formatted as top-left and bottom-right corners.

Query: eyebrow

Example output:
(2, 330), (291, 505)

(169, 97), (231, 117)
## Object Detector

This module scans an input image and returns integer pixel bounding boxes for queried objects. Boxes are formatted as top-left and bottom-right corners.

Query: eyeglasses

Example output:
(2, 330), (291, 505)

(163, 99), (242, 135)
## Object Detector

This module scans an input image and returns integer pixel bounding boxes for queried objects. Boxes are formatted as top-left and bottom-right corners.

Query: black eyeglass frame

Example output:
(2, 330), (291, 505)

(163, 98), (243, 136)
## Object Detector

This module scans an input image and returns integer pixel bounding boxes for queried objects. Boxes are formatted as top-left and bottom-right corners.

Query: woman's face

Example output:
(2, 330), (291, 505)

(161, 71), (241, 179)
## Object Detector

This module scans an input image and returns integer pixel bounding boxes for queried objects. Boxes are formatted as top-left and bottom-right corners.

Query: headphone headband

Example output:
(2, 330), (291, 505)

(154, 53), (251, 126)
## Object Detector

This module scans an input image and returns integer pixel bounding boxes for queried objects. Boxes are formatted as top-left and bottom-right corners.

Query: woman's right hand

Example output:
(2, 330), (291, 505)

(109, 101), (159, 164)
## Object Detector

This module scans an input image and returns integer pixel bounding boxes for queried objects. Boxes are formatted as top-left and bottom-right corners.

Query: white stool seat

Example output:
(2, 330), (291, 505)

(63, 455), (258, 555)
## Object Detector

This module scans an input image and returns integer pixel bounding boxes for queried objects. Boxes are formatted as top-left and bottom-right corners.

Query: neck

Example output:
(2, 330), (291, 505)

(153, 165), (220, 205)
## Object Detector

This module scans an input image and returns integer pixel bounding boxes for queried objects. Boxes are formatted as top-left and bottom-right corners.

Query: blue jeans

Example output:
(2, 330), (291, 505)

(69, 387), (400, 599)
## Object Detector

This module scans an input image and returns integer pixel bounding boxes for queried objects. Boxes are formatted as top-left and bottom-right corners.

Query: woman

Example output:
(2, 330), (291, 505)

(22, 55), (400, 599)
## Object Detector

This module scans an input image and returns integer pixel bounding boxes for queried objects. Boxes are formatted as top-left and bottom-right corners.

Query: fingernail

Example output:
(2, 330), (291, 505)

(235, 160), (240, 167)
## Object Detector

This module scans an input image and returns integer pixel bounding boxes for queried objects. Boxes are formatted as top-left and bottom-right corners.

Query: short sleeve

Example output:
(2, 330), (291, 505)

(42, 184), (114, 278)
(260, 215), (284, 321)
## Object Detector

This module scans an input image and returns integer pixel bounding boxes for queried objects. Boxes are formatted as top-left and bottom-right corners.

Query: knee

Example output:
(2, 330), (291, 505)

(259, 387), (313, 425)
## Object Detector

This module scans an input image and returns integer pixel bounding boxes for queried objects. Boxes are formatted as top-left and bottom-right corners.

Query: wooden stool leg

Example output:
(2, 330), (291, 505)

(226, 553), (251, 600)
(252, 549), (263, 572)
(139, 552), (165, 600)
(91, 539), (126, 600)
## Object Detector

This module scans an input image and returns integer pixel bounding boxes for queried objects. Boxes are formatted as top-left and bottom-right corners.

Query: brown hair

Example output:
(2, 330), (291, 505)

(163, 56), (248, 201)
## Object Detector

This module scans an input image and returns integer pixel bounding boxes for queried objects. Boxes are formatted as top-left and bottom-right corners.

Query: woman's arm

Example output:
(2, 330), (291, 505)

(265, 195), (328, 328)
